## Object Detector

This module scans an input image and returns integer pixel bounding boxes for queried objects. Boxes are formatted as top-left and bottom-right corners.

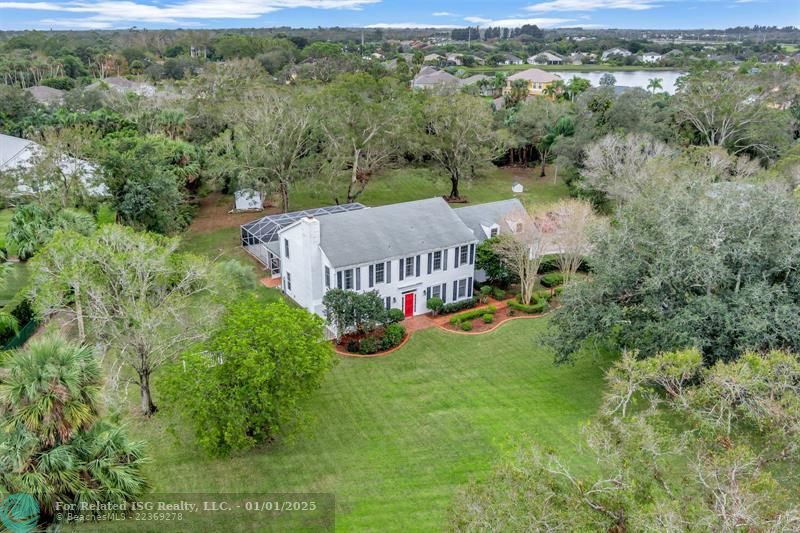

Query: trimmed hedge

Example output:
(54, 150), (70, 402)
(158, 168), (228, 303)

(347, 324), (407, 355)
(540, 273), (565, 288)
(508, 299), (547, 314)
(482, 314), (494, 324)
(440, 297), (478, 315)
(460, 321), (473, 331)
(492, 287), (506, 300)
(449, 305), (497, 325)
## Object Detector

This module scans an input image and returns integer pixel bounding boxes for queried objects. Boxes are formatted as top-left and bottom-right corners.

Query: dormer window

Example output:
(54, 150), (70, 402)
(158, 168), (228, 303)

(490, 227), (499, 237)
(515, 222), (523, 233)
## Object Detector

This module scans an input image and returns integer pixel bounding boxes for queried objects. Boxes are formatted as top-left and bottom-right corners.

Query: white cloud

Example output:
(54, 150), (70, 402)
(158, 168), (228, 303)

(365, 22), (461, 29)
(40, 17), (114, 28)
(432, 11), (456, 16)
(464, 16), (576, 27)
(525, 0), (661, 12)
(0, 0), (381, 26)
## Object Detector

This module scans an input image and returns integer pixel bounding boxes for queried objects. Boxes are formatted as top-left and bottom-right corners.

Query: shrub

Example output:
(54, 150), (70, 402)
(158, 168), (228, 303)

(346, 338), (360, 353)
(95, 203), (117, 225)
(554, 286), (564, 297)
(537, 254), (561, 274)
(508, 299), (547, 314)
(386, 308), (405, 324)
(541, 273), (565, 288)
(358, 336), (379, 355)
(531, 289), (552, 303)
(479, 285), (492, 303)
(426, 296), (444, 316)
(381, 323), (406, 350)
(482, 313), (494, 324)
(440, 297), (478, 315)
(460, 321), (473, 331)
(492, 287), (506, 300)
(449, 305), (497, 325)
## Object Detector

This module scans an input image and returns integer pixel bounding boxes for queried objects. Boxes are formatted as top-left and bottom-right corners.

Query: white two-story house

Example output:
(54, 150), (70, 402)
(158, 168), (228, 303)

(240, 197), (525, 321)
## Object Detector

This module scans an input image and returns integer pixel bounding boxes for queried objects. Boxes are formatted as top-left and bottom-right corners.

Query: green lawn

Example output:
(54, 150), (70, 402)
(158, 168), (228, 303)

(125, 319), (613, 532)
(283, 166), (568, 211)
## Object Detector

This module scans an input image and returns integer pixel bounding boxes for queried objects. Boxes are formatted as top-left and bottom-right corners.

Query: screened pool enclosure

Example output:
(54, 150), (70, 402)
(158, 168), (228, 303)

(240, 203), (366, 276)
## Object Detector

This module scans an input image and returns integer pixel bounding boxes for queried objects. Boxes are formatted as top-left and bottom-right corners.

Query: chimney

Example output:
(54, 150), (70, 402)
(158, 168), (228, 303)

(302, 217), (320, 247)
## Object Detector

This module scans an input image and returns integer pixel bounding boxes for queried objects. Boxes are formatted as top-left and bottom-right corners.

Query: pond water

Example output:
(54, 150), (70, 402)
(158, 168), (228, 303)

(551, 70), (686, 95)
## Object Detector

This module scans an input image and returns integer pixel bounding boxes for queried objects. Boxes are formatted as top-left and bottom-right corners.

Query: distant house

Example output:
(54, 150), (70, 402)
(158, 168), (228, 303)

(411, 69), (460, 91)
(641, 52), (662, 63)
(511, 182), (524, 193)
(602, 48), (632, 60)
(504, 68), (562, 96)
(0, 133), (107, 198)
(86, 76), (156, 97)
(459, 74), (493, 96)
(445, 53), (463, 66)
(492, 96), (505, 111)
(423, 53), (444, 63)
(234, 189), (263, 212)
(501, 54), (524, 65)
(25, 85), (64, 106)
(528, 51), (564, 65)
(665, 49), (683, 57)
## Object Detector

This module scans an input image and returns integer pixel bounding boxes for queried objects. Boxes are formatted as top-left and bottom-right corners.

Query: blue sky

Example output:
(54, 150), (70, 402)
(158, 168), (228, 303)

(0, 0), (798, 31)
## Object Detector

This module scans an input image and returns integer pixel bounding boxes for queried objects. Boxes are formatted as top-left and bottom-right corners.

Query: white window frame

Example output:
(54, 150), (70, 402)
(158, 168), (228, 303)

(375, 263), (385, 283)
(459, 246), (468, 266)
(286, 272), (292, 291)
(344, 269), (354, 290)
(284, 238), (290, 258)
(432, 250), (442, 271)
(324, 266), (330, 288)
(405, 256), (415, 277)
(431, 285), (441, 299)
(458, 278), (467, 298)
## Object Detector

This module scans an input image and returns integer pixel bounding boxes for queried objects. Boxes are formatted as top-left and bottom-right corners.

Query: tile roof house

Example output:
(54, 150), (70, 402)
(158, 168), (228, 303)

(241, 198), (526, 323)
(528, 51), (564, 65)
(0, 133), (107, 197)
(602, 48), (632, 60)
(25, 85), (64, 105)
(86, 76), (156, 97)
(504, 68), (562, 96)
(411, 69), (460, 91)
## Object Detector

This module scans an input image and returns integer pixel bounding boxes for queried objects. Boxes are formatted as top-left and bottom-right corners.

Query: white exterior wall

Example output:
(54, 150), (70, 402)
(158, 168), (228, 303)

(278, 218), (323, 314)
(326, 242), (478, 317)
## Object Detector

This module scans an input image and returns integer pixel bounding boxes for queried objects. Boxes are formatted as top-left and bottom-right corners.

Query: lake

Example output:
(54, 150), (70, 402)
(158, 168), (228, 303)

(551, 70), (686, 95)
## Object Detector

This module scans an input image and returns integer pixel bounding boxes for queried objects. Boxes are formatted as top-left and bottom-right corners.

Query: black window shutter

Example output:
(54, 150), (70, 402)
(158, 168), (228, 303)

(386, 261), (391, 283)
(356, 268), (361, 290)
(441, 283), (447, 303)
(427, 253), (432, 275)
(469, 244), (475, 265)
(468, 276), (473, 297)
(399, 258), (404, 281)
(337, 271), (342, 289)
(443, 249), (448, 271)
(426, 287), (431, 300)
(369, 265), (374, 287)
(415, 255), (421, 277)
(454, 247), (460, 268)
(452, 281), (457, 301)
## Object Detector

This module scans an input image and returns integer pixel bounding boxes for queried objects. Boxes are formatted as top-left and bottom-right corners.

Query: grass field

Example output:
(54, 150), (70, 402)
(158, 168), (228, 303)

(125, 319), (613, 532)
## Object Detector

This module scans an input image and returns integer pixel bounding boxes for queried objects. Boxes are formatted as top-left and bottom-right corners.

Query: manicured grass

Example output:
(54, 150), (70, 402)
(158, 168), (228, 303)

(289, 166), (570, 211)
(125, 319), (614, 531)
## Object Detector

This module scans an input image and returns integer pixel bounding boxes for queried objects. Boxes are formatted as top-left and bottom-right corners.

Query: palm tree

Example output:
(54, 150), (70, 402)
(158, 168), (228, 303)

(647, 77), (663, 94)
(0, 263), (18, 339)
(538, 115), (575, 177)
(543, 80), (565, 100)
(0, 337), (148, 524)
(507, 79), (529, 106)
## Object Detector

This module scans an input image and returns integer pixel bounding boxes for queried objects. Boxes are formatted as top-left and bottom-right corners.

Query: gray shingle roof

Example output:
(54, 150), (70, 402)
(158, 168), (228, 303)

(319, 197), (477, 267)
(454, 198), (525, 242)
(25, 85), (64, 105)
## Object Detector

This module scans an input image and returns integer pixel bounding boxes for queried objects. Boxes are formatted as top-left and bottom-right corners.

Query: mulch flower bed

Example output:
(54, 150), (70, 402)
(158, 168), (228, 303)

(440, 306), (516, 333)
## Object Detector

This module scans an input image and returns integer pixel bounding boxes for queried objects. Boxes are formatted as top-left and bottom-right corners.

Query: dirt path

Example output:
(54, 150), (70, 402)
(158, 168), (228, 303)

(188, 192), (280, 234)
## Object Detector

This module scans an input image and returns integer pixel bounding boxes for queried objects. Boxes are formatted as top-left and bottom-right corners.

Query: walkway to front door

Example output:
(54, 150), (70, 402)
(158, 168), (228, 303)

(403, 292), (415, 317)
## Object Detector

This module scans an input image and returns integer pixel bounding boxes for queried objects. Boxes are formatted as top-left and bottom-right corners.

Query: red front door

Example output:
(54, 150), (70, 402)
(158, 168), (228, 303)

(403, 292), (415, 318)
